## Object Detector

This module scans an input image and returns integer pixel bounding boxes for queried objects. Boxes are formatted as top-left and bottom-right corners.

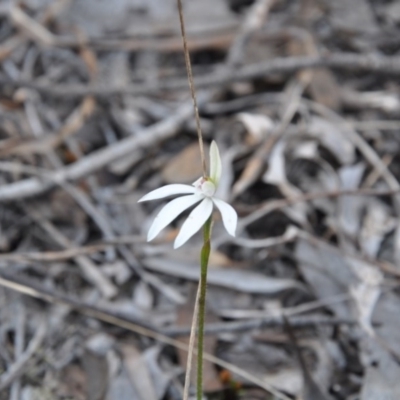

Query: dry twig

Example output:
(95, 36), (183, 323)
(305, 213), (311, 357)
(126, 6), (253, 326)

(0, 318), (46, 391)
(25, 205), (118, 299)
(0, 270), (291, 400)
(3, 53), (400, 98)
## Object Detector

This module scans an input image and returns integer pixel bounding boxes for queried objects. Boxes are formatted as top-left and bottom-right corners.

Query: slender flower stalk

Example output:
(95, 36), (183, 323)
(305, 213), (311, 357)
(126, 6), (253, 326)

(197, 216), (212, 400)
(138, 142), (237, 399)
(139, 3), (237, 399)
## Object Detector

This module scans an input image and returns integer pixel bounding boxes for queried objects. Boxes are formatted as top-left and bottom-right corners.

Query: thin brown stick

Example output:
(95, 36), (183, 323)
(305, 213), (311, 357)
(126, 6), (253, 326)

(182, 284), (201, 400)
(176, 0), (207, 177)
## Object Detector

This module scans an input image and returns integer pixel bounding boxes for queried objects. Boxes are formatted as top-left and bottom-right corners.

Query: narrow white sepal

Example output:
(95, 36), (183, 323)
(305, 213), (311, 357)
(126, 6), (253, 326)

(138, 184), (196, 202)
(174, 197), (213, 249)
(212, 198), (237, 237)
(209, 141), (222, 186)
(147, 194), (204, 241)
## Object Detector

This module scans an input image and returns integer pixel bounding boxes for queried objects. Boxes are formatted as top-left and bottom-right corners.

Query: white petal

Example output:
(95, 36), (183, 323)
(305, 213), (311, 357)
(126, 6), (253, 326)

(212, 198), (237, 237)
(209, 141), (222, 186)
(147, 194), (203, 241)
(138, 184), (196, 202)
(174, 198), (213, 249)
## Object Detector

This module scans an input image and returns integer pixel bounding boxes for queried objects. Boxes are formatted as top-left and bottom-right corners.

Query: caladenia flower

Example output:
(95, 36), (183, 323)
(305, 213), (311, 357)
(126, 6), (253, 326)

(138, 141), (237, 248)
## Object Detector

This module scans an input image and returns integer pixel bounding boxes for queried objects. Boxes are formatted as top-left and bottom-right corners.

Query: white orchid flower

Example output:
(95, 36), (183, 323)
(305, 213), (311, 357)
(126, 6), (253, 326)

(138, 141), (237, 248)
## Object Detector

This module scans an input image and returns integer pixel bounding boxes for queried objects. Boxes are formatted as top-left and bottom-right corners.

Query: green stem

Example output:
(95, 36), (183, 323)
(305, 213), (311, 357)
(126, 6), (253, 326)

(197, 216), (213, 400)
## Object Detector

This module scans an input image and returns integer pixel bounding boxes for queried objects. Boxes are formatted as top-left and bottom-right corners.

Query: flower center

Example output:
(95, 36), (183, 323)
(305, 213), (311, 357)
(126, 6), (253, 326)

(193, 177), (216, 197)
(201, 180), (216, 197)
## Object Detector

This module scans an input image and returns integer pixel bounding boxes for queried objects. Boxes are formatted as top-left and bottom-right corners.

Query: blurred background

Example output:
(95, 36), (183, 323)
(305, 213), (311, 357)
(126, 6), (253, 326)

(1, 0), (400, 399)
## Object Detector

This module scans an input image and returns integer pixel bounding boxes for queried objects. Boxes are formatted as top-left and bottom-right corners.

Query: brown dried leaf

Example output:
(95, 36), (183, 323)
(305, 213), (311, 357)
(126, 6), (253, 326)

(308, 68), (341, 111)
(162, 142), (209, 184)
(58, 364), (87, 400)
